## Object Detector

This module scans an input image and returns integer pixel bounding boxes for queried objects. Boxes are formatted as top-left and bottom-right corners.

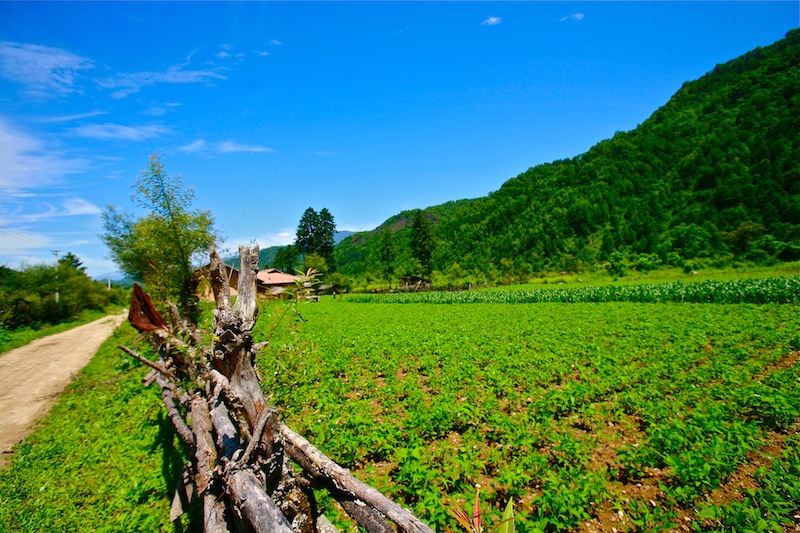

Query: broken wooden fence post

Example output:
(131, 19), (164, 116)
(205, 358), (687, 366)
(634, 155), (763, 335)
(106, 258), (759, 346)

(120, 245), (435, 533)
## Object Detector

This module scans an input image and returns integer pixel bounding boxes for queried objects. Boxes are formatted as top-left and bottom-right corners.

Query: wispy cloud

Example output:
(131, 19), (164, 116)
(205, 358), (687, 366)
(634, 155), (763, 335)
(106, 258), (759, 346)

(0, 119), (89, 195)
(560, 13), (585, 22)
(71, 123), (172, 141)
(270, 39), (283, 46)
(229, 231), (294, 249)
(63, 197), (102, 216)
(179, 139), (274, 154)
(219, 140), (273, 153)
(0, 41), (93, 97)
(2, 197), (101, 225)
(314, 150), (341, 157)
(0, 226), (51, 253)
(481, 16), (502, 26)
(35, 110), (108, 123)
(95, 57), (227, 99)
(178, 139), (209, 153)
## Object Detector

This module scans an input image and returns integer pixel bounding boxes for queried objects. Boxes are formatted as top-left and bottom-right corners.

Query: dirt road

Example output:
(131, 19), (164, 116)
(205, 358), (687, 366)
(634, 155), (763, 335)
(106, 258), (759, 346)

(0, 311), (127, 468)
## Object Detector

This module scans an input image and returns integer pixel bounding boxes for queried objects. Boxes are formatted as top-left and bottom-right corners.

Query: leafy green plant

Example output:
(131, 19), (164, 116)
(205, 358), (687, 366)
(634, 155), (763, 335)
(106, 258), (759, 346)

(450, 486), (516, 533)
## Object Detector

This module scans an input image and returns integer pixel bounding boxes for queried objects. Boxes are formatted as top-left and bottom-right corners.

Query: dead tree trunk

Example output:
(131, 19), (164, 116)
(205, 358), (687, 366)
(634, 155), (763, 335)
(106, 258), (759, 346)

(120, 246), (435, 533)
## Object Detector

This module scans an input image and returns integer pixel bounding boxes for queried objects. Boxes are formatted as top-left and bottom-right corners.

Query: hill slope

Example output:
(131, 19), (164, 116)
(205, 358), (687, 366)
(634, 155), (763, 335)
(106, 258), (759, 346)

(336, 29), (800, 280)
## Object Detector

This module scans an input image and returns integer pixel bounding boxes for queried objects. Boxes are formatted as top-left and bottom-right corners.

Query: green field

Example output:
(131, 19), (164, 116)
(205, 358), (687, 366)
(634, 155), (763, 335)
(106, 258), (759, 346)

(1, 276), (798, 532)
(258, 293), (800, 532)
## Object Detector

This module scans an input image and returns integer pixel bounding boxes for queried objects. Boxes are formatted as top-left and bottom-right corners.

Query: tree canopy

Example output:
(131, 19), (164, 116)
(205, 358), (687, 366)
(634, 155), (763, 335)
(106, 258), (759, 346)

(295, 207), (337, 273)
(410, 210), (434, 278)
(101, 155), (217, 324)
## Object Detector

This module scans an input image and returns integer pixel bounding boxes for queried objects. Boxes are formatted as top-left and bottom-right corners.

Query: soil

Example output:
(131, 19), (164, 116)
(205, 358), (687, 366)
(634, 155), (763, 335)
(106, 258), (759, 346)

(0, 311), (127, 468)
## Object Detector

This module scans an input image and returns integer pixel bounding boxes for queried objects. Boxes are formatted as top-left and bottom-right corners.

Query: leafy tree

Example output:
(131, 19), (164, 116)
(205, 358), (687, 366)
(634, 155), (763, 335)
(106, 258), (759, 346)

(101, 154), (217, 325)
(59, 252), (85, 272)
(410, 210), (434, 278)
(295, 207), (337, 273)
(302, 253), (328, 276)
(379, 228), (395, 285)
(0, 255), (123, 331)
(273, 245), (298, 272)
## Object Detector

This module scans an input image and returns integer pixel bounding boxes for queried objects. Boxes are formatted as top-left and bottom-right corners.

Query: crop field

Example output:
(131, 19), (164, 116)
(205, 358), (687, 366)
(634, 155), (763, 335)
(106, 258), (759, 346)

(257, 294), (800, 532)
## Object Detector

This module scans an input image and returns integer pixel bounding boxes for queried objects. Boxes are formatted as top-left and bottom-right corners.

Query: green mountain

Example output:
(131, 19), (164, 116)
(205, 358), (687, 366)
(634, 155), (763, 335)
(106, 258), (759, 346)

(336, 29), (800, 281)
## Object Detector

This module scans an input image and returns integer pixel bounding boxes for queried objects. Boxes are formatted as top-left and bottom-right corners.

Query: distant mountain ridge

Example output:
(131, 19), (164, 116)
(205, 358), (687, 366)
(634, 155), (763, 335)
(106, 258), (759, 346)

(335, 29), (800, 279)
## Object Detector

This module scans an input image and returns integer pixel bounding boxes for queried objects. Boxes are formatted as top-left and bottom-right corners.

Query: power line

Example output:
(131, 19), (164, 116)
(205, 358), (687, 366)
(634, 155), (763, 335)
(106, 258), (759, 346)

(0, 226), (50, 249)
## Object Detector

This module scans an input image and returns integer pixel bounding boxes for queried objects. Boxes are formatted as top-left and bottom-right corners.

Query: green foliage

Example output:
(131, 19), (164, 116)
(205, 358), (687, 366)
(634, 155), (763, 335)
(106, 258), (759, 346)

(411, 210), (434, 278)
(0, 307), (124, 355)
(335, 30), (800, 281)
(0, 257), (127, 331)
(0, 322), (198, 531)
(101, 154), (217, 324)
(347, 276), (800, 305)
(258, 295), (799, 532)
(380, 227), (396, 284)
(296, 207), (337, 272)
(274, 244), (300, 272)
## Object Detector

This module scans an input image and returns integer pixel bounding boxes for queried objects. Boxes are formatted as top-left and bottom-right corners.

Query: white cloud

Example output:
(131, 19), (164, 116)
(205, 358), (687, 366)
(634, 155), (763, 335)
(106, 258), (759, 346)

(0, 119), (89, 195)
(230, 231), (294, 249)
(270, 39), (283, 46)
(142, 106), (167, 117)
(178, 139), (274, 154)
(71, 123), (172, 141)
(0, 41), (93, 97)
(1, 197), (101, 225)
(95, 59), (227, 99)
(254, 50), (270, 57)
(314, 150), (341, 157)
(560, 13), (585, 22)
(35, 110), (108, 123)
(219, 140), (274, 153)
(481, 16), (502, 26)
(63, 197), (102, 216)
(216, 51), (231, 59)
(178, 139), (209, 153)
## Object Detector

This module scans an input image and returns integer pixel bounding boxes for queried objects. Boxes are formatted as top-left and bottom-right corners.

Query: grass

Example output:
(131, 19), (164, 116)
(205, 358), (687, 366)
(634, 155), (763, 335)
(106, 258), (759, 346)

(0, 306), (126, 356)
(0, 321), (199, 532)
(0, 267), (797, 532)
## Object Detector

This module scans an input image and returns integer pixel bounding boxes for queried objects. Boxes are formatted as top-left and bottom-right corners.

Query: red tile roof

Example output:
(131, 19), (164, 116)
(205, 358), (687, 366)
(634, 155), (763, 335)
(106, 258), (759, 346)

(256, 268), (301, 286)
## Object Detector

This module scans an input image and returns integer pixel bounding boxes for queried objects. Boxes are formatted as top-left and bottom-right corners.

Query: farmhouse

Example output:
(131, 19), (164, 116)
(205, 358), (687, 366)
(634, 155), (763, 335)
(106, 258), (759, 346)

(256, 268), (302, 298)
(198, 264), (301, 300)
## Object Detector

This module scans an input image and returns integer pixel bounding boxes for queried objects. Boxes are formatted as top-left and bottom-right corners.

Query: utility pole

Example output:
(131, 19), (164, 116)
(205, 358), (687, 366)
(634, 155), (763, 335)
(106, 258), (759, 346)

(52, 249), (60, 303)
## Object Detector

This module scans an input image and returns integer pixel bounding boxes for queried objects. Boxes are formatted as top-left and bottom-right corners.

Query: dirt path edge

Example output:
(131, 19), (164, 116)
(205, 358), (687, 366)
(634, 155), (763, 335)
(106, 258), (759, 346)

(0, 311), (128, 469)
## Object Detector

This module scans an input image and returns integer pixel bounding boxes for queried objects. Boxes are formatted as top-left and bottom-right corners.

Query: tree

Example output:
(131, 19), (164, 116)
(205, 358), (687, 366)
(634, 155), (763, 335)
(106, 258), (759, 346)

(59, 252), (85, 272)
(273, 245), (298, 273)
(295, 207), (337, 273)
(379, 228), (395, 286)
(101, 154), (217, 325)
(410, 210), (434, 278)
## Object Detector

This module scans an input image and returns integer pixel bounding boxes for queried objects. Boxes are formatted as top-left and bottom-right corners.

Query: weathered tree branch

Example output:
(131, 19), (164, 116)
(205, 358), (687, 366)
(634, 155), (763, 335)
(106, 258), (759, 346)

(118, 344), (171, 375)
(280, 424), (434, 533)
(123, 246), (434, 533)
(191, 394), (229, 533)
(226, 468), (294, 533)
(157, 373), (194, 446)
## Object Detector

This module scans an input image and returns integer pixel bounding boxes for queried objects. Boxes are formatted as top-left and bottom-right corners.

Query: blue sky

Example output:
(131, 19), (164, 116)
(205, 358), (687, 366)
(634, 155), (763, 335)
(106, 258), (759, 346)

(0, 2), (797, 278)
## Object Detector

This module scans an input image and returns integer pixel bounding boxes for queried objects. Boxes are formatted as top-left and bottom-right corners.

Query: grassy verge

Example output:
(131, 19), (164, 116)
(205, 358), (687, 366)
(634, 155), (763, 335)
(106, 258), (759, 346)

(0, 306), (126, 356)
(0, 321), (198, 532)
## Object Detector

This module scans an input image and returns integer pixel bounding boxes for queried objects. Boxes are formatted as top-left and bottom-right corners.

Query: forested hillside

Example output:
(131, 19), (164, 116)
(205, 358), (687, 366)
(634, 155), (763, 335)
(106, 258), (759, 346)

(336, 29), (800, 281)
